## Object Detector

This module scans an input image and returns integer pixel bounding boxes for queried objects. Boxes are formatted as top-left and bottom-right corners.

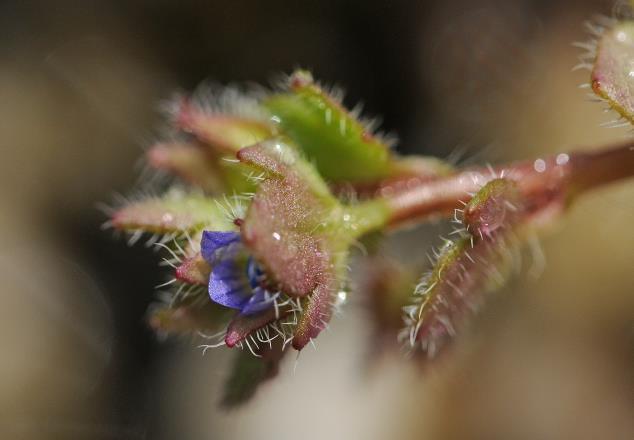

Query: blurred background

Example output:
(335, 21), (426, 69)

(1, 0), (633, 439)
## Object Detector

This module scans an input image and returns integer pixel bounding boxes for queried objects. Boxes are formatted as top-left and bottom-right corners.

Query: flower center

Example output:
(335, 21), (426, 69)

(246, 256), (266, 291)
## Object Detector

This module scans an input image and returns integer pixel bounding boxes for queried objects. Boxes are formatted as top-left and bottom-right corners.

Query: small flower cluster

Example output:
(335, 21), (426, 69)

(109, 63), (634, 405)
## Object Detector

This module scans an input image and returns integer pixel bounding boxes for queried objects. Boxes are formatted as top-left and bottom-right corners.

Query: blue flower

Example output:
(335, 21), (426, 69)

(201, 230), (277, 315)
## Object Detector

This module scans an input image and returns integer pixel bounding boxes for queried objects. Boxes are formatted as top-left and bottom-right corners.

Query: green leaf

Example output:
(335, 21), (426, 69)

(264, 70), (394, 182)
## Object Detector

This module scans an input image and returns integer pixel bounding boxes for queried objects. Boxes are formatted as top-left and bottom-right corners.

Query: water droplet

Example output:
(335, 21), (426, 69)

(533, 159), (546, 173)
(555, 153), (569, 166)
(161, 213), (174, 222)
(335, 290), (347, 306)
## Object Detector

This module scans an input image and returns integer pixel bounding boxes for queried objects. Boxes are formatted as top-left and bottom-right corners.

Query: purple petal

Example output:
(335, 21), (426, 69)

(208, 258), (250, 310)
(201, 231), (240, 264)
(241, 287), (276, 315)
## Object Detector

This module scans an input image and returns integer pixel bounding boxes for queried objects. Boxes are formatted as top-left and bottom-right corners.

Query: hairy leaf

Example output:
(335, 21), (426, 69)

(112, 191), (234, 234)
(592, 21), (634, 123)
(264, 70), (394, 182)
(237, 139), (391, 349)
(402, 179), (523, 358)
(176, 98), (275, 154)
(175, 252), (211, 285)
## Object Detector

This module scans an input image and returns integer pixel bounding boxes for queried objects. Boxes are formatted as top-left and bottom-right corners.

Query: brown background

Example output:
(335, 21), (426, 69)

(0, 0), (632, 439)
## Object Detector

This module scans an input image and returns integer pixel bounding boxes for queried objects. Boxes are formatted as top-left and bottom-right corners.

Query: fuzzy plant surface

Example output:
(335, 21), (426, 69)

(108, 35), (634, 407)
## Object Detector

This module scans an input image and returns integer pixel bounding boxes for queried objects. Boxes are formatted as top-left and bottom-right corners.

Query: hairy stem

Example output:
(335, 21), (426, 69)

(383, 142), (634, 228)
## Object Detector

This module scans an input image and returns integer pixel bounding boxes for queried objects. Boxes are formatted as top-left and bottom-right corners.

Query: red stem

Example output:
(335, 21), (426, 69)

(384, 142), (634, 227)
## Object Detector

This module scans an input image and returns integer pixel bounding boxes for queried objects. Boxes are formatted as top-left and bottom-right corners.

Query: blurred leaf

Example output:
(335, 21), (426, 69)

(220, 342), (287, 409)
(112, 190), (234, 234)
(176, 98), (275, 154)
(363, 258), (418, 350)
(175, 252), (211, 285)
(147, 142), (225, 193)
(149, 299), (233, 335)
